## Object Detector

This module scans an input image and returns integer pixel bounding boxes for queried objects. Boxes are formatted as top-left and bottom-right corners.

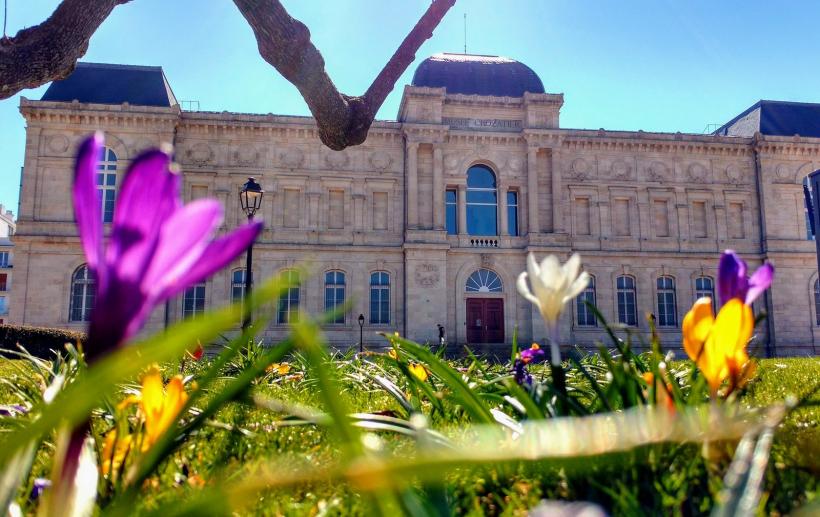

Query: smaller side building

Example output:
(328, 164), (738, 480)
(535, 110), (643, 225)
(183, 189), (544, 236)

(0, 204), (15, 324)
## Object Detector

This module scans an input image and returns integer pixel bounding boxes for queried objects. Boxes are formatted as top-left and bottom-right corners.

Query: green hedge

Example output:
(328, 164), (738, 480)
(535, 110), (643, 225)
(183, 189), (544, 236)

(0, 324), (85, 359)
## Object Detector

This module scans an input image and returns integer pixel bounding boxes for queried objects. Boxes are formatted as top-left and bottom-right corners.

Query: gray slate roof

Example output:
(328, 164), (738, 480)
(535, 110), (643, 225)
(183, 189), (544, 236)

(41, 62), (177, 107)
(714, 100), (820, 138)
(412, 53), (545, 97)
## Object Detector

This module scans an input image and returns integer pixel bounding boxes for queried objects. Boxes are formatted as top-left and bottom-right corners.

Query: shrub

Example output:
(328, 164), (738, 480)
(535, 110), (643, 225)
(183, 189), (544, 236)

(0, 324), (85, 359)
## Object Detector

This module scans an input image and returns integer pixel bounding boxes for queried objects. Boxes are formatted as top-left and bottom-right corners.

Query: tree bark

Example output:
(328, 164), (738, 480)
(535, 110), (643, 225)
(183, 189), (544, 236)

(0, 0), (131, 100)
(233, 0), (455, 150)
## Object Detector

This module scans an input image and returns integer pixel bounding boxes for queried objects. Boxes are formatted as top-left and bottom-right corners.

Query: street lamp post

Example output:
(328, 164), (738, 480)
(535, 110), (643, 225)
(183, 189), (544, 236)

(239, 177), (264, 330)
(358, 313), (365, 353)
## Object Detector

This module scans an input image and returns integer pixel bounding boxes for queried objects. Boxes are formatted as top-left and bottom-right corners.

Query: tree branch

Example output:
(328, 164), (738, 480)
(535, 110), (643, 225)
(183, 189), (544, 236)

(0, 0), (131, 100)
(233, 0), (456, 150)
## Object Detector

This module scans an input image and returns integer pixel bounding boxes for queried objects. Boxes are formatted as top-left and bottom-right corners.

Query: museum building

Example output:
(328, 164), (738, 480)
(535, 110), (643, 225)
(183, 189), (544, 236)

(9, 54), (820, 356)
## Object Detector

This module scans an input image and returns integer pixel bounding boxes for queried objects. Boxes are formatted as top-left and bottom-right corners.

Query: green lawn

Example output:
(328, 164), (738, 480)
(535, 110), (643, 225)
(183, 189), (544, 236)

(0, 353), (818, 516)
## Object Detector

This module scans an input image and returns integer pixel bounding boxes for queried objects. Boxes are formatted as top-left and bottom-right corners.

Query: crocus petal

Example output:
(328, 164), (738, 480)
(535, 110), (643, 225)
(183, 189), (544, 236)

(142, 199), (223, 295)
(516, 272), (541, 310)
(73, 133), (105, 279)
(106, 150), (179, 282)
(745, 263), (774, 305)
(562, 271), (591, 303)
(682, 297), (714, 361)
(563, 253), (582, 285)
(538, 255), (564, 293)
(718, 250), (748, 304)
(140, 369), (165, 444)
(156, 220), (263, 301)
(701, 299), (754, 391)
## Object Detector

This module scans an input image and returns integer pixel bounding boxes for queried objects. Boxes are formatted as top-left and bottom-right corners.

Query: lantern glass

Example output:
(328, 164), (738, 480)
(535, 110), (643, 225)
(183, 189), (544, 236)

(239, 177), (264, 217)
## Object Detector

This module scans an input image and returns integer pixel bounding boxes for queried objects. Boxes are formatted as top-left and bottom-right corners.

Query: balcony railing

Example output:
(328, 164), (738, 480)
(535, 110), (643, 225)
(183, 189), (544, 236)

(469, 238), (499, 248)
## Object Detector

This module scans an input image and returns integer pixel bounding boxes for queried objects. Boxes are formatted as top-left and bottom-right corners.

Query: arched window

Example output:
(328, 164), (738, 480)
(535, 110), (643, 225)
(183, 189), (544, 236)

(695, 276), (715, 312)
(466, 269), (502, 293)
(370, 272), (390, 324)
(656, 276), (677, 327)
(97, 147), (118, 223)
(182, 282), (206, 319)
(616, 275), (637, 326)
(324, 270), (346, 324)
(814, 279), (820, 326)
(69, 265), (96, 322)
(576, 275), (597, 327)
(231, 269), (248, 304)
(466, 165), (497, 236)
(278, 269), (300, 324)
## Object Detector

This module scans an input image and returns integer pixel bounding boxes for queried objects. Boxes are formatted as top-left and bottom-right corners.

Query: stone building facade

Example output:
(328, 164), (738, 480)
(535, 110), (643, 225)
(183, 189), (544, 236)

(8, 57), (820, 356)
(0, 204), (14, 324)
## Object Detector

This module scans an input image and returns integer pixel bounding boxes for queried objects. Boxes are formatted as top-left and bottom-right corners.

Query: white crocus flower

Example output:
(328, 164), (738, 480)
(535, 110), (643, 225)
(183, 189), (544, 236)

(517, 253), (590, 365)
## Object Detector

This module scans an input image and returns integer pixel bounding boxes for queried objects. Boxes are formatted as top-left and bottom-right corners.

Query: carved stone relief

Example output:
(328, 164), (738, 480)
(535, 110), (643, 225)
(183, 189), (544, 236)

(687, 163), (708, 182)
(280, 148), (304, 169)
(646, 161), (670, 182)
(610, 159), (632, 180)
(569, 157), (591, 180)
(414, 263), (440, 288)
(369, 151), (393, 171)
(325, 150), (350, 168)
(234, 143), (260, 167)
(507, 155), (524, 173)
(46, 134), (69, 154)
(444, 153), (461, 173)
(725, 164), (745, 184)
(773, 163), (795, 183)
(186, 143), (215, 166)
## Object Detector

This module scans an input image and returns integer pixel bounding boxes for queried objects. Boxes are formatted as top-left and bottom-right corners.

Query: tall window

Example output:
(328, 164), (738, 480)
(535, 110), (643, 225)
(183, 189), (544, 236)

(656, 276), (677, 327)
(0, 252), (9, 267)
(466, 269), (502, 293)
(182, 282), (206, 319)
(576, 275), (597, 327)
(466, 165), (497, 236)
(69, 265), (96, 322)
(445, 189), (458, 235)
(370, 272), (390, 324)
(616, 275), (637, 326)
(507, 191), (519, 236)
(324, 270), (346, 324)
(0, 296), (6, 315)
(231, 269), (248, 305)
(0, 273), (6, 292)
(804, 177), (815, 241)
(97, 147), (117, 223)
(814, 280), (820, 326)
(278, 269), (300, 324)
(695, 276), (715, 313)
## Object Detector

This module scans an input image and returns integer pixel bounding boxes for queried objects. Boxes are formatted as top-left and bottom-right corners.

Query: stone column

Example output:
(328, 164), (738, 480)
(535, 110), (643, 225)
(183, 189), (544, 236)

(498, 184), (508, 236)
(407, 141), (419, 228)
(527, 145), (539, 234)
(457, 184), (467, 235)
(551, 148), (563, 232)
(20, 127), (42, 221)
(432, 145), (444, 230)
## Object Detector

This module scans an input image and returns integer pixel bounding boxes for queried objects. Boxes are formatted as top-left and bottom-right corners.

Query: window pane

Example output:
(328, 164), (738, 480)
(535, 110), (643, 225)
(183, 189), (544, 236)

(508, 205), (518, 236)
(467, 166), (496, 188)
(446, 202), (457, 234)
(507, 191), (518, 206)
(445, 190), (456, 203)
(467, 205), (497, 235)
(466, 189), (497, 204)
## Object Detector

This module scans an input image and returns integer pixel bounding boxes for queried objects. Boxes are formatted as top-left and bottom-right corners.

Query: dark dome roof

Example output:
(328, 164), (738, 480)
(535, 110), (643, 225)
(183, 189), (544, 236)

(411, 53), (544, 97)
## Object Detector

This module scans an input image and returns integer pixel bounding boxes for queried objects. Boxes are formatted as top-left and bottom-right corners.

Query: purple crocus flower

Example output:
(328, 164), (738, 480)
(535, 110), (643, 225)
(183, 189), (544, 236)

(0, 404), (27, 417)
(717, 250), (775, 306)
(520, 344), (546, 364)
(29, 478), (51, 502)
(74, 133), (262, 361)
(512, 359), (533, 387)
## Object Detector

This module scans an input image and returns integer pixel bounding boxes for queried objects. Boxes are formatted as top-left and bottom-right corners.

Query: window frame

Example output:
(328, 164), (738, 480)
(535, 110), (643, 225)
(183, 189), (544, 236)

(616, 275), (638, 327)
(97, 147), (118, 224)
(575, 275), (597, 327)
(465, 268), (503, 293)
(507, 190), (519, 236)
(0, 251), (9, 268)
(466, 165), (498, 236)
(656, 276), (677, 328)
(182, 282), (206, 319)
(277, 269), (301, 325)
(69, 265), (96, 322)
(324, 270), (346, 324)
(814, 279), (820, 326)
(369, 271), (391, 325)
(445, 188), (458, 235)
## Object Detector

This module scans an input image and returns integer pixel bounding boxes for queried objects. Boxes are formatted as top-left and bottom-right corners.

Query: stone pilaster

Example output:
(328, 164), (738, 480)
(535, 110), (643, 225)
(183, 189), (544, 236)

(551, 148), (563, 232)
(498, 184), (508, 236)
(407, 141), (419, 228)
(432, 145), (444, 230)
(527, 144), (539, 234)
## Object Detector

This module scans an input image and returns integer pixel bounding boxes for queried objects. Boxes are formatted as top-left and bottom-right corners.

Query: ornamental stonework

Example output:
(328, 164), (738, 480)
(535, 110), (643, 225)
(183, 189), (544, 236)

(414, 263), (440, 288)
(186, 142), (215, 166)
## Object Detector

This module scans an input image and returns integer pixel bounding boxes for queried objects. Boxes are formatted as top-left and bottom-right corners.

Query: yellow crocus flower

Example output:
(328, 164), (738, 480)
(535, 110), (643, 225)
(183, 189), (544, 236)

(139, 367), (188, 448)
(408, 363), (429, 382)
(682, 298), (753, 393)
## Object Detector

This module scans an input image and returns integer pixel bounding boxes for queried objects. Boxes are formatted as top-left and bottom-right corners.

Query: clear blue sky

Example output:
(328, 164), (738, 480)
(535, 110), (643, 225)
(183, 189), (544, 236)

(2, 0), (820, 213)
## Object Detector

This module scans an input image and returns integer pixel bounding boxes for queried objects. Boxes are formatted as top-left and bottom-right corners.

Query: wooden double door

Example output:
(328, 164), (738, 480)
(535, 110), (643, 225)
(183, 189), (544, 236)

(466, 298), (505, 344)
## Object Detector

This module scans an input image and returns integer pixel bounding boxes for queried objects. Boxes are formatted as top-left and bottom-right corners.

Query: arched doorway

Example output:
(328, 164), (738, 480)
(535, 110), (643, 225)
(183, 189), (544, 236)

(465, 268), (504, 343)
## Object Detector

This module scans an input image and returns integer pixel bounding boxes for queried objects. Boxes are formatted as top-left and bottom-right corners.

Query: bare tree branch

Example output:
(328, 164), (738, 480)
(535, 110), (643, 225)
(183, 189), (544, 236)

(233, 0), (456, 150)
(0, 0), (131, 100)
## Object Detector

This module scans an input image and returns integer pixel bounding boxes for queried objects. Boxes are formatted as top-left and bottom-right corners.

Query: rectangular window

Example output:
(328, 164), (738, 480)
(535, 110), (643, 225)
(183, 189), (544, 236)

(370, 272), (390, 324)
(576, 280), (597, 327)
(692, 201), (707, 238)
(324, 271), (345, 324)
(191, 185), (209, 201)
(445, 189), (458, 235)
(182, 283), (206, 319)
(728, 202), (745, 239)
(0, 273), (6, 291)
(373, 192), (388, 230)
(653, 200), (669, 237)
(574, 197), (591, 235)
(0, 297), (6, 315)
(328, 190), (344, 229)
(617, 276), (637, 326)
(0, 252), (8, 267)
(613, 198), (630, 236)
(656, 277), (677, 327)
(283, 189), (300, 228)
(277, 271), (300, 324)
(507, 191), (519, 236)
